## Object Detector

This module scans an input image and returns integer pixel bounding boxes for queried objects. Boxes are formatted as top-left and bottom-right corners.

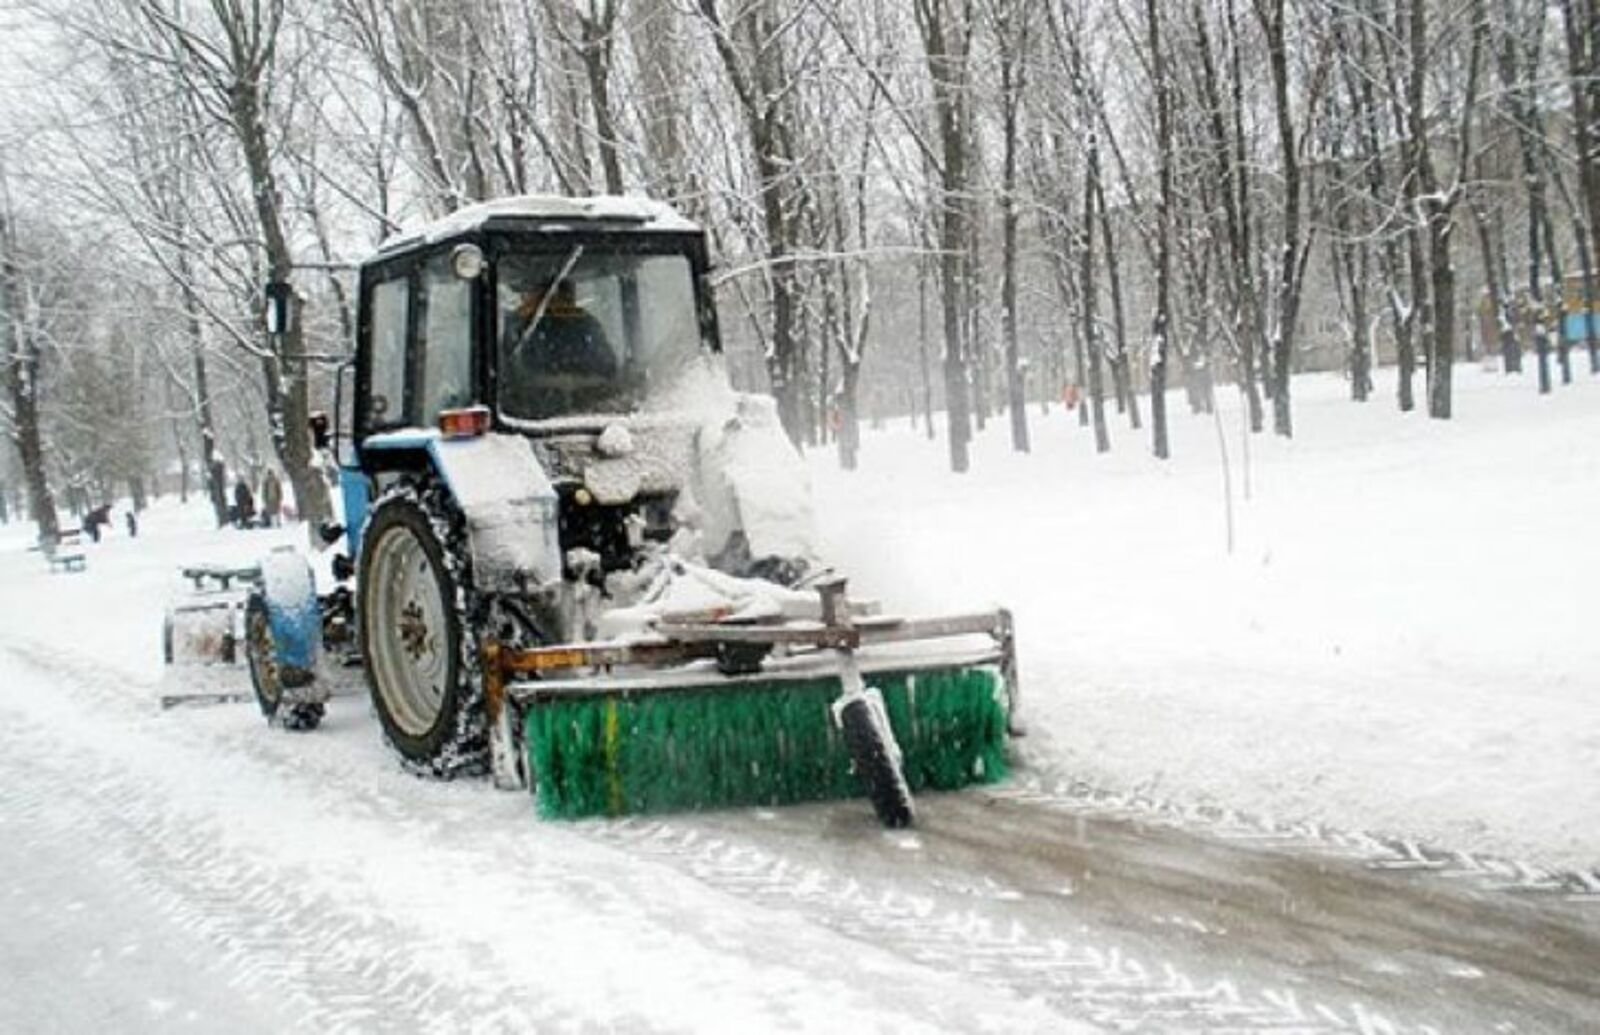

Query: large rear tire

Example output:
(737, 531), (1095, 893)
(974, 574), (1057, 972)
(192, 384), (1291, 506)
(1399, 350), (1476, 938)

(358, 482), (487, 777)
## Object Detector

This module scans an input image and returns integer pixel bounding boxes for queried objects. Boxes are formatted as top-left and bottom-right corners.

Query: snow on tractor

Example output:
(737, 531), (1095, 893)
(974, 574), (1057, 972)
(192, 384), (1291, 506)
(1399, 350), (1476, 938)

(166, 195), (1017, 827)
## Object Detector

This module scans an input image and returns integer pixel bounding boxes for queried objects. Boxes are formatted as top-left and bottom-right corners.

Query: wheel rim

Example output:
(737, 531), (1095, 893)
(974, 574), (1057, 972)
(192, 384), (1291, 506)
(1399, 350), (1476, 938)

(247, 606), (281, 710)
(367, 522), (452, 738)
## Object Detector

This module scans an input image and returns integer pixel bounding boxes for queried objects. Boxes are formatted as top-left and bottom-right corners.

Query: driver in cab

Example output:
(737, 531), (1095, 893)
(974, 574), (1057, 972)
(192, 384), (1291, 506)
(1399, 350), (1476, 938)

(504, 279), (619, 381)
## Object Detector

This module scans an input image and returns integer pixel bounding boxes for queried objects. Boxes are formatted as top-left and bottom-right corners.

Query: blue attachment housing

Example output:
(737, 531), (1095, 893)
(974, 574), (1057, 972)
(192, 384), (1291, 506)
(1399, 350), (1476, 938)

(257, 547), (322, 675)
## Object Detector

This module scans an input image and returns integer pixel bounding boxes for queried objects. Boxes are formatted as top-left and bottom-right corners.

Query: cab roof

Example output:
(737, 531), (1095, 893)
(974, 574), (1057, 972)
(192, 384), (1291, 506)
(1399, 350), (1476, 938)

(375, 194), (701, 259)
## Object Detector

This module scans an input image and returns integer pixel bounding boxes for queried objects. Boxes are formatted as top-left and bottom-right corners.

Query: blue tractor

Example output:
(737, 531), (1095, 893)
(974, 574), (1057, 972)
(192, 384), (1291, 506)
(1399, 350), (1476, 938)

(236, 195), (1018, 826)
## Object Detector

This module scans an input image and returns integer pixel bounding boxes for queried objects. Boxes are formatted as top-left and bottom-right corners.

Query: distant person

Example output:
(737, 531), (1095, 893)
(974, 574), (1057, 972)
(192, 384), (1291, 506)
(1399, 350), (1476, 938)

(260, 469), (283, 528)
(83, 504), (112, 543)
(125, 510), (138, 538)
(234, 477), (256, 529)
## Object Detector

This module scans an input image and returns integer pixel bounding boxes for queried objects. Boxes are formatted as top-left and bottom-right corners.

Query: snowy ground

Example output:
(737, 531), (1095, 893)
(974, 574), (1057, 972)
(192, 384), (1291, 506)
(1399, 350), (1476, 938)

(815, 364), (1600, 873)
(0, 363), (1596, 1032)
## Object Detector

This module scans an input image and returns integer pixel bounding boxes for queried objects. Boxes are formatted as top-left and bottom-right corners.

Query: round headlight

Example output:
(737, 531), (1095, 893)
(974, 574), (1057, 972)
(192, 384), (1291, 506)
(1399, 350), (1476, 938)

(450, 243), (485, 280)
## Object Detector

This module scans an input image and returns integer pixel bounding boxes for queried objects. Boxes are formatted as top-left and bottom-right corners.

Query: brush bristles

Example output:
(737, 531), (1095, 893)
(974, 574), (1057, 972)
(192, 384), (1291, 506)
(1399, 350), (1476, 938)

(525, 665), (1010, 820)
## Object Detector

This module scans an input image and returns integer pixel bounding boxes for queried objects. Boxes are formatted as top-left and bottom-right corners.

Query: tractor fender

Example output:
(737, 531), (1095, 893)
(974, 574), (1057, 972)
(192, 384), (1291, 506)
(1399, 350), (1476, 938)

(363, 430), (562, 592)
(255, 545), (322, 682)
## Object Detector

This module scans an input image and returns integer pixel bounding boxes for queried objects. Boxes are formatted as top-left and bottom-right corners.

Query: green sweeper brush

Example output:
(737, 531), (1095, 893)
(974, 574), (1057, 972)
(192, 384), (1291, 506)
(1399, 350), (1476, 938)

(484, 579), (1018, 827)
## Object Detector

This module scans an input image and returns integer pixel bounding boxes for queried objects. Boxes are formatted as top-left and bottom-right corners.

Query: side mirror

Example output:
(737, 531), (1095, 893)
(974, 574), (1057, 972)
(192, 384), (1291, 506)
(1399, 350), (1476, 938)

(309, 411), (330, 451)
(264, 279), (295, 336)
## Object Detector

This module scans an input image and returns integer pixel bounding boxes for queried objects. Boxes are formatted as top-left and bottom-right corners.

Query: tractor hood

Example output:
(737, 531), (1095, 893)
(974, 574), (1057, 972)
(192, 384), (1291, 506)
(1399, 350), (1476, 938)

(517, 357), (818, 568)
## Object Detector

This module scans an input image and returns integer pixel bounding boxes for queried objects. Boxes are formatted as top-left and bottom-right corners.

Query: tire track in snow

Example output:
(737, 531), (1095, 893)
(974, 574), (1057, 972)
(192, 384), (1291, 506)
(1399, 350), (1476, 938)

(584, 817), (1422, 1034)
(9, 636), (1587, 1032)
(0, 642), (638, 1035)
(0, 704), (598, 1035)
(985, 765), (1600, 903)
(2, 640), (1078, 1034)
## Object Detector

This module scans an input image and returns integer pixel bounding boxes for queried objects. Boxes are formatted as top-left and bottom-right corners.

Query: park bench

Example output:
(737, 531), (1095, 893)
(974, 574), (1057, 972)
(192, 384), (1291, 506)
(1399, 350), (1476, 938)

(180, 564), (262, 592)
(37, 528), (86, 574)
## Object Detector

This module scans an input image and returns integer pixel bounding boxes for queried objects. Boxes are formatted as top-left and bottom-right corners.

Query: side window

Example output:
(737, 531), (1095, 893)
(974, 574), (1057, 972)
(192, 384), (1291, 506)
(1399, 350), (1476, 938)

(368, 276), (409, 427)
(418, 256), (474, 423)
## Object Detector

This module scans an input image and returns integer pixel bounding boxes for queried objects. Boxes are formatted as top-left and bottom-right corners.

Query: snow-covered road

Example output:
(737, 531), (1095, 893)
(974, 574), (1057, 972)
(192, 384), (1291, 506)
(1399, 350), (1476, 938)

(0, 634), (1088, 1033)
(3, 634), (1596, 1033)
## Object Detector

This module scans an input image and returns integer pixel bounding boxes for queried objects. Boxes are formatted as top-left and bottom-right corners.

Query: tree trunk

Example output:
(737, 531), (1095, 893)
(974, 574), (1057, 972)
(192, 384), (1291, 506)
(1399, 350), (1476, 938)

(1560, 0), (1600, 372)
(1094, 175), (1140, 429)
(1147, 0), (1172, 458)
(1000, 3), (1029, 454)
(1426, 200), (1456, 418)
(917, 0), (975, 472)
(580, 15), (624, 195)
(1540, 203), (1570, 386)
(1353, 242), (1373, 399)
(177, 248), (228, 528)
(1469, 168), (1521, 374)
(837, 360), (861, 470)
(1532, 210), (1554, 394)
(1083, 139), (1110, 454)
(1259, 0), (1298, 437)
(1, 217), (60, 543)
(1499, 0), (1554, 393)
(918, 255), (935, 439)
(1196, 0), (1263, 431)
(699, 0), (806, 445)
(1573, 215), (1599, 374)
(966, 208), (987, 432)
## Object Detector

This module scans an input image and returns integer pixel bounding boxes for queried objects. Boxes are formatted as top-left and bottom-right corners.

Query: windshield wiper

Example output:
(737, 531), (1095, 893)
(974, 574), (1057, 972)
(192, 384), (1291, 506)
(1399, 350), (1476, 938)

(511, 244), (585, 359)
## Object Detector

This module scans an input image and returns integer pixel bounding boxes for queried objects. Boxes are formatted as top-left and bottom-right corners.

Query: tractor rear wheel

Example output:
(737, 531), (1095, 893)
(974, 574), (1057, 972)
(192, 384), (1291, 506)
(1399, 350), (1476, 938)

(358, 482), (487, 777)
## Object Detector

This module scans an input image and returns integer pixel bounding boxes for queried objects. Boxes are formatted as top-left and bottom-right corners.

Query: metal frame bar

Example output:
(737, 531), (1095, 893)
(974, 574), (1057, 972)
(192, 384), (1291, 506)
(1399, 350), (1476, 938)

(481, 579), (1020, 788)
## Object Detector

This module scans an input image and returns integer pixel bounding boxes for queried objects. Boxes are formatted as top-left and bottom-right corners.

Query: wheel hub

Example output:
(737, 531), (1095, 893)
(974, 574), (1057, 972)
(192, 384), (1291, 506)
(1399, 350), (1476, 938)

(399, 600), (431, 661)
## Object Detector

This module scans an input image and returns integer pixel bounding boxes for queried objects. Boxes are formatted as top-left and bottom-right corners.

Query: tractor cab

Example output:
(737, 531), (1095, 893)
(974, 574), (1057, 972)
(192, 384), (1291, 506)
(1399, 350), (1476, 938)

(331, 196), (764, 587)
(354, 195), (719, 438)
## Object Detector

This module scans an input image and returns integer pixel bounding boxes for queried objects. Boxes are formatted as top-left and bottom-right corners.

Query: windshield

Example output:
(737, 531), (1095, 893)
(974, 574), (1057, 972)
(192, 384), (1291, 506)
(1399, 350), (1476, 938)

(497, 250), (705, 421)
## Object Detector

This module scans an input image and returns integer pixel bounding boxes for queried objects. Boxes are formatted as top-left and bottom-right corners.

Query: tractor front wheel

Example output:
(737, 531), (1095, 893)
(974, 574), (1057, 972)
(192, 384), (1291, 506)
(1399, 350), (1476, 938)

(245, 595), (324, 731)
(358, 483), (486, 777)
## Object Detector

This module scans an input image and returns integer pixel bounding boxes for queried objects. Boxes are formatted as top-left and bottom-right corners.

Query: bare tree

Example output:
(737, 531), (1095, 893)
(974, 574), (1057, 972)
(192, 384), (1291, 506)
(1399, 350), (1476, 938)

(1560, 0), (1600, 374)
(1146, 0), (1174, 457)
(982, 0), (1033, 452)
(1252, 0), (1311, 437)
(695, 0), (815, 445)
(0, 184), (62, 541)
(915, 0), (977, 472)
(101, 0), (334, 524)
(1191, 0), (1266, 428)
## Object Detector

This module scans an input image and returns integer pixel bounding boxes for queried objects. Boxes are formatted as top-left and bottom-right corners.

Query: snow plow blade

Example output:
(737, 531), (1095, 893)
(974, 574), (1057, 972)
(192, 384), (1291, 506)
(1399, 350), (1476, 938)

(487, 582), (1016, 825)
(162, 566), (262, 666)
(159, 565), (266, 708)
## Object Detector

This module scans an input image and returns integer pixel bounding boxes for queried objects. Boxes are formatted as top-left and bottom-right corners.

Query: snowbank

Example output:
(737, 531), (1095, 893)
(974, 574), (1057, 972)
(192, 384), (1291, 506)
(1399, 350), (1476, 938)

(810, 366), (1600, 871)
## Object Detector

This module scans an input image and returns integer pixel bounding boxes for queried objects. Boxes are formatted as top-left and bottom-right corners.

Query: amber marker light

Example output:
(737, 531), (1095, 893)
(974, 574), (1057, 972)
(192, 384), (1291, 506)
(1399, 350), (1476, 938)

(439, 405), (491, 438)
